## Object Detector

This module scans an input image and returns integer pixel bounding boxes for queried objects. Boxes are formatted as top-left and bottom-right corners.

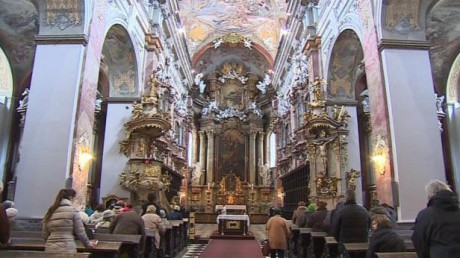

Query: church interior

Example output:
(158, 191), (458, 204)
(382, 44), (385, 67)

(0, 0), (459, 240)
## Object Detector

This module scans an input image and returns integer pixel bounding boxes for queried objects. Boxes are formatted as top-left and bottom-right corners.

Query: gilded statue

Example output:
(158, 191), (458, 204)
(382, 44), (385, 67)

(346, 169), (360, 190)
(312, 77), (324, 101)
(132, 101), (144, 119)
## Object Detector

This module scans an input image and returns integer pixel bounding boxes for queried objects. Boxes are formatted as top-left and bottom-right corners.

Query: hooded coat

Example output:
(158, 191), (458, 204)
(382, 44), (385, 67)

(412, 190), (460, 258)
(332, 200), (370, 243)
(366, 226), (405, 258)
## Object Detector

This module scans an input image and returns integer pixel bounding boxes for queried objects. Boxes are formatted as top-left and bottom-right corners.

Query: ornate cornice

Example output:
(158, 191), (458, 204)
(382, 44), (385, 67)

(378, 39), (430, 51)
(145, 34), (163, 52)
(35, 34), (88, 46)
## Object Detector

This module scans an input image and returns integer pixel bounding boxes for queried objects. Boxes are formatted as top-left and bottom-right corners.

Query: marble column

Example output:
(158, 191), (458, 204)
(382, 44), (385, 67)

(206, 131), (214, 184)
(199, 131), (206, 185)
(257, 132), (265, 183)
(191, 130), (198, 164)
(249, 131), (257, 183)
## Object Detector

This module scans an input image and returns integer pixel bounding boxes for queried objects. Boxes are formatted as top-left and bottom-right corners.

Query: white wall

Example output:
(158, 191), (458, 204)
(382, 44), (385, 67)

(381, 49), (445, 221)
(346, 106), (363, 203)
(99, 103), (131, 202)
(14, 44), (84, 218)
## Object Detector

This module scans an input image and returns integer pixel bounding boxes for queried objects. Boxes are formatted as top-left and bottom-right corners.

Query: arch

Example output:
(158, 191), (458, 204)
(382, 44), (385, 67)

(101, 24), (138, 98)
(326, 29), (364, 100)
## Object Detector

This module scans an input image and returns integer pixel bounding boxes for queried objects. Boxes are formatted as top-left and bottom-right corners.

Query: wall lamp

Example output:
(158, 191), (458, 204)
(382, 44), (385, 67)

(372, 134), (387, 175)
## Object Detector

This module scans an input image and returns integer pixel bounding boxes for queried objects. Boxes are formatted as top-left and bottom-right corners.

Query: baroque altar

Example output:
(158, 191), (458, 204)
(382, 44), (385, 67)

(189, 61), (276, 216)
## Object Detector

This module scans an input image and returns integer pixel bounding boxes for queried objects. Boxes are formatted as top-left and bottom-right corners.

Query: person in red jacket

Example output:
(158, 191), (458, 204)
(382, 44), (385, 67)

(0, 182), (10, 245)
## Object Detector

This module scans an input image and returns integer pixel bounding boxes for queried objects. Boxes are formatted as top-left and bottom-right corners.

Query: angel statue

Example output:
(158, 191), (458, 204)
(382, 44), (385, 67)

(243, 37), (252, 49)
(132, 101), (143, 119)
(213, 38), (224, 49)
(17, 88), (30, 110)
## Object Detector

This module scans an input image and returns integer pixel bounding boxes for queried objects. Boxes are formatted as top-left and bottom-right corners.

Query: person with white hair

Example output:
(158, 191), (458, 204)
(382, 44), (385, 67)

(168, 205), (183, 220)
(412, 180), (460, 258)
(0, 181), (10, 244)
(6, 207), (23, 231)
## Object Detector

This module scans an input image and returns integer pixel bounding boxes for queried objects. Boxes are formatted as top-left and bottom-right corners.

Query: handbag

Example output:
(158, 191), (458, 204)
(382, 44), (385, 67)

(261, 239), (271, 256)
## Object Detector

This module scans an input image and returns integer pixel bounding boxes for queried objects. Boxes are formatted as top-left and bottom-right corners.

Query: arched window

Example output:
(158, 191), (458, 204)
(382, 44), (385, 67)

(269, 133), (277, 168)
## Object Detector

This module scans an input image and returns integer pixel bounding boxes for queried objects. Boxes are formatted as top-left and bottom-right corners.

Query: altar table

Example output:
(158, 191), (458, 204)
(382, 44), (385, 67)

(217, 214), (250, 235)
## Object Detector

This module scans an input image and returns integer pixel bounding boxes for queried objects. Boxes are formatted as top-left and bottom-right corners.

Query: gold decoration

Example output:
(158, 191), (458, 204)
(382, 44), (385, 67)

(315, 174), (339, 197)
(222, 32), (244, 45)
(346, 169), (360, 191)
(144, 164), (162, 177)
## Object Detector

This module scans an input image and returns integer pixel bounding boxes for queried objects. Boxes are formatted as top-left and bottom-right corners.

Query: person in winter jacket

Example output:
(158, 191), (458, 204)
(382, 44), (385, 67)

(291, 201), (308, 226)
(412, 180), (460, 258)
(366, 214), (405, 258)
(266, 208), (290, 258)
(42, 188), (96, 253)
(332, 190), (370, 243)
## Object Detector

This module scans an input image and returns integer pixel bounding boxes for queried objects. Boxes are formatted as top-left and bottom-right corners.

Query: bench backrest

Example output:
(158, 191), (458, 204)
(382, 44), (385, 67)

(0, 250), (91, 258)
(376, 252), (417, 258)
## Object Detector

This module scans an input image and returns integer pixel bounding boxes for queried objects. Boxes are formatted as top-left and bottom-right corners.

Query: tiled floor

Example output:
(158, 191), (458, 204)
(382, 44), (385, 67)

(178, 224), (269, 257)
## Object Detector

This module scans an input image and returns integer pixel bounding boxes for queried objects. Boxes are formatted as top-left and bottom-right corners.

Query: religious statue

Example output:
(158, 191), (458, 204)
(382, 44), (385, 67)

(346, 169), (360, 191)
(17, 88), (30, 110)
(312, 130), (336, 174)
(191, 162), (202, 185)
(95, 90), (103, 113)
(132, 101), (143, 119)
(259, 163), (271, 186)
(435, 94), (445, 115)
(312, 77), (324, 101)
(243, 37), (252, 49)
(360, 89), (370, 113)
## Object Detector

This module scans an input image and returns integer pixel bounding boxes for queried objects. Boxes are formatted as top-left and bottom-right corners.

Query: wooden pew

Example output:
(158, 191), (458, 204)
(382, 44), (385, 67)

(299, 228), (312, 258)
(0, 250), (91, 258)
(311, 231), (327, 258)
(324, 236), (339, 258)
(1, 238), (122, 258)
(290, 225), (300, 256)
(93, 233), (143, 258)
(11, 231), (43, 239)
(343, 240), (415, 258)
(376, 252), (418, 258)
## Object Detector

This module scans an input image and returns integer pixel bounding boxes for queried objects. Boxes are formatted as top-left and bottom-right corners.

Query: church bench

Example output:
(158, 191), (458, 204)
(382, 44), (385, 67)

(298, 228), (312, 258)
(310, 231), (328, 258)
(343, 240), (415, 257)
(11, 231), (43, 239)
(324, 236), (339, 258)
(0, 250), (91, 258)
(1, 238), (122, 258)
(376, 252), (417, 258)
(93, 233), (143, 258)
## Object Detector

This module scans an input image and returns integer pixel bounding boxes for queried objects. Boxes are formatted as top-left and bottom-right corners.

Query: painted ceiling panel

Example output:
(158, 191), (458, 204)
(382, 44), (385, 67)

(178, 0), (288, 59)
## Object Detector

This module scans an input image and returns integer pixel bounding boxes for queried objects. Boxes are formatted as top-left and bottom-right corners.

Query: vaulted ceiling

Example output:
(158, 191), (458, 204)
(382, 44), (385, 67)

(177, 0), (288, 77)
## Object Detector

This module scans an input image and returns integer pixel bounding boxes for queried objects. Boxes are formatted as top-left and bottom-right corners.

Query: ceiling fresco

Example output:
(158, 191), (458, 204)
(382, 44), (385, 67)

(178, 0), (288, 60)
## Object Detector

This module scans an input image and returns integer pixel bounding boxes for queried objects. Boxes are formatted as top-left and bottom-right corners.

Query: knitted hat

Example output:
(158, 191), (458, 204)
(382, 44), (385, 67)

(102, 210), (115, 220)
(6, 208), (18, 219)
(307, 203), (316, 212)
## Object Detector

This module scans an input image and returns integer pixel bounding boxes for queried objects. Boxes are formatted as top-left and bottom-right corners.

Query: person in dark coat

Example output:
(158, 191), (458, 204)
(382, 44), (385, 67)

(332, 190), (370, 243)
(307, 201), (328, 232)
(323, 198), (345, 234)
(291, 201), (308, 226)
(366, 214), (405, 258)
(110, 208), (146, 258)
(168, 205), (183, 220)
(412, 180), (460, 258)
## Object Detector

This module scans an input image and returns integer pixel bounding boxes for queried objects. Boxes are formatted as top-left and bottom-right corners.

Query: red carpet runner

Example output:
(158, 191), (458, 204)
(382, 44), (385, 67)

(200, 239), (265, 258)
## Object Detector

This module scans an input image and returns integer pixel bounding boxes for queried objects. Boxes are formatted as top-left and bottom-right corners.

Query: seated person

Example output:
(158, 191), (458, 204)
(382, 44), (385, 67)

(366, 214), (405, 258)
(168, 205), (183, 220)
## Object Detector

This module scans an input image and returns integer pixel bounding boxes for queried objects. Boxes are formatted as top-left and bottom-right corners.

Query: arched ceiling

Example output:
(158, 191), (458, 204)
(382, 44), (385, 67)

(178, 0), (288, 77)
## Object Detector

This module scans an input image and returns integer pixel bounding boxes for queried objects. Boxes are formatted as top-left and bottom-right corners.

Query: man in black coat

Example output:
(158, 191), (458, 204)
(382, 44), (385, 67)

(332, 190), (370, 243)
(412, 180), (460, 258)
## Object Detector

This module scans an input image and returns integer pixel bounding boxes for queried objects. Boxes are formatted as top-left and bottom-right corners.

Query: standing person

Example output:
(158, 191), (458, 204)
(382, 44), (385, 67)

(412, 180), (460, 258)
(332, 190), (370, 243)
(307, 201), (328, 232)
(366, 214), (405, 258)
(291, 201), (308, 226)
(142, 205), (165, 254)
(323, 198), (345, 234)
(266, 208), (290, 258)
(42, 188), (96, 253)
(0, 182), (10, 245)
